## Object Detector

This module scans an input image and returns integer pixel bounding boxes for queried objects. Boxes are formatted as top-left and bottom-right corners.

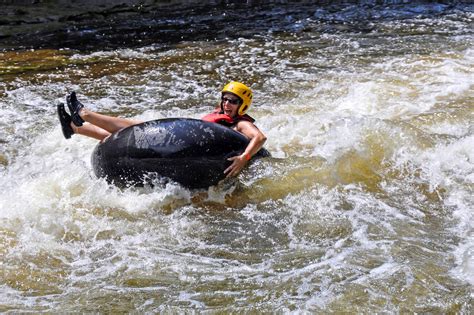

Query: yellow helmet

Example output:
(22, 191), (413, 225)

(221, 81), (253, 115)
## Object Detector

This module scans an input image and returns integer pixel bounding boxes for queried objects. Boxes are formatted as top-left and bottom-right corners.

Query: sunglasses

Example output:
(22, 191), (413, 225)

(221, 96), (241, 105)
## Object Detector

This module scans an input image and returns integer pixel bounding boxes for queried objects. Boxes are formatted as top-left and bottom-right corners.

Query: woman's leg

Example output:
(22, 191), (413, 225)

(71, 121), (111, 141)
(58, 94), (143, 141)
(67, 91), (143, 135)
(79, 108), (143, 134)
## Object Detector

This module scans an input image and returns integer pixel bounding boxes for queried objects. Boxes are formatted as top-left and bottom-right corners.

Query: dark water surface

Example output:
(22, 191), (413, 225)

(0, 1), (473, 313)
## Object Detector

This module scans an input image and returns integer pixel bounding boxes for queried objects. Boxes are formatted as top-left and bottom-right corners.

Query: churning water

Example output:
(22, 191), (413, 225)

(0, 2), (473, 313)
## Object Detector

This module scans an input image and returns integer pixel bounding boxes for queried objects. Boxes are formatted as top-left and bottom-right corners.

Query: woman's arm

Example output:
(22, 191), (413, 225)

(224, 121), (267, 177)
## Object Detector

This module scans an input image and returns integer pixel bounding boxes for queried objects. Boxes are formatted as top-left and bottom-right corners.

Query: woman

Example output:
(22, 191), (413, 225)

(57, 81), (267, 177)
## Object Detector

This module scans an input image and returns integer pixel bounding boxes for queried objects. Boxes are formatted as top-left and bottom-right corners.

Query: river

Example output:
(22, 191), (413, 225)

(0, 1), (473, 313)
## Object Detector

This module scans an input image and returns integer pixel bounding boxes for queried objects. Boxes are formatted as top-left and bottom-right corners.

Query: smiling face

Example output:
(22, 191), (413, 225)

(221, 92), (242, 117)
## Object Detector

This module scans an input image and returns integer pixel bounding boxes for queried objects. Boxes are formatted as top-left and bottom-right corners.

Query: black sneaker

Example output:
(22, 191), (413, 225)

(66, 91), (85, 127)
(57, 103), (74, 139)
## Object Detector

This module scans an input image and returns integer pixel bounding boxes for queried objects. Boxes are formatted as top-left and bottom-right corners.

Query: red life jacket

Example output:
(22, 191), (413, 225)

(201, 111), (255, 127)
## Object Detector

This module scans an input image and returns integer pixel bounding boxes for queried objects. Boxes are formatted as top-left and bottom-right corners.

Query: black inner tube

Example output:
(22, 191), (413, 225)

(91, 118), (270, 189)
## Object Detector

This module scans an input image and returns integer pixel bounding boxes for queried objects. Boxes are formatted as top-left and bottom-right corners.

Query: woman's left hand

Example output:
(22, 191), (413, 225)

(224, 154), (248, 177)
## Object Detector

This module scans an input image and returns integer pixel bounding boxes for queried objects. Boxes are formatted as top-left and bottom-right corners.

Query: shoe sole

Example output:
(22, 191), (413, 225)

(57, 103), (74, 139)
